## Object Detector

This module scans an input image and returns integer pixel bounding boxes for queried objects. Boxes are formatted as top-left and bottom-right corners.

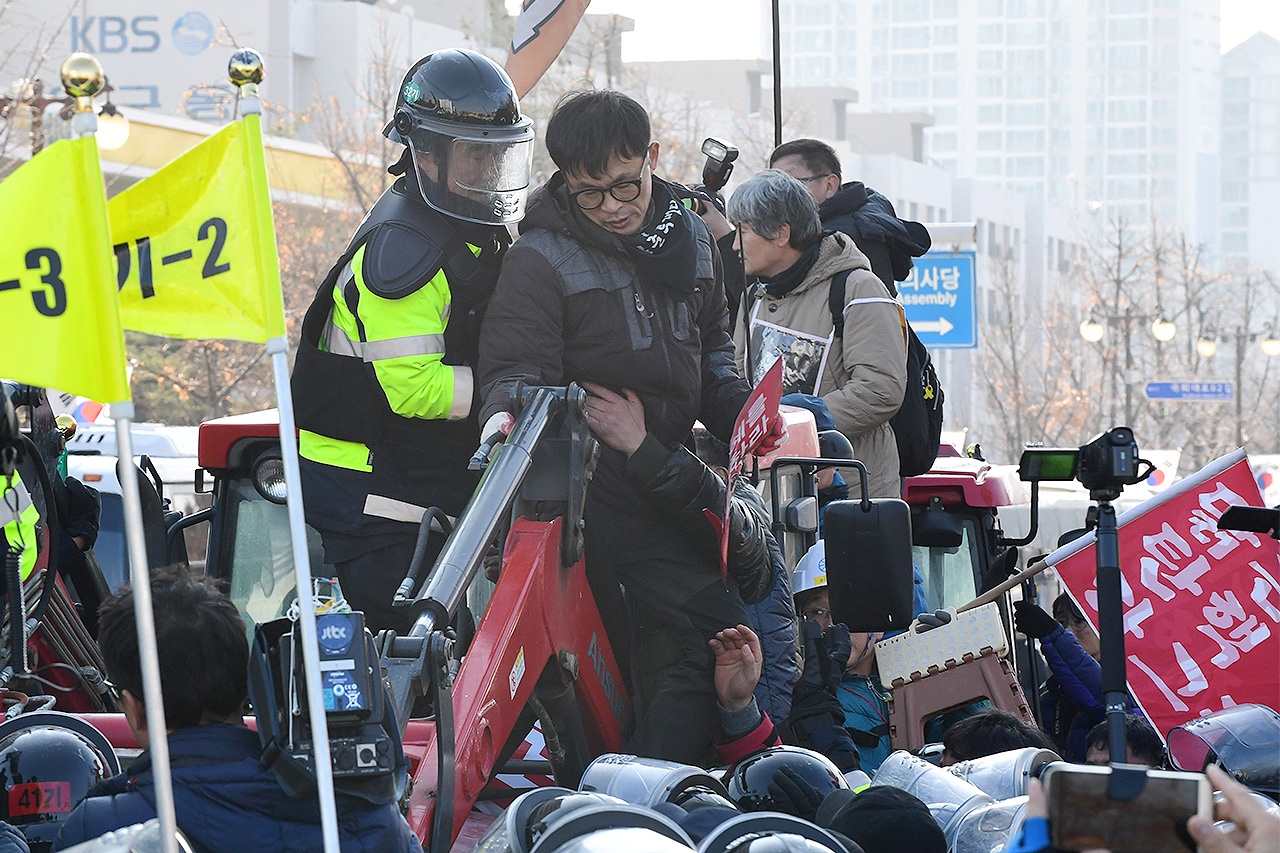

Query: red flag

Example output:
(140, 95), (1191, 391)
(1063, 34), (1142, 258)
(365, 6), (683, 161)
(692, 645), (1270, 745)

(505, 0), (592, 98)
(1048, 450), (1280, 741)
(722, 359), (783, 578)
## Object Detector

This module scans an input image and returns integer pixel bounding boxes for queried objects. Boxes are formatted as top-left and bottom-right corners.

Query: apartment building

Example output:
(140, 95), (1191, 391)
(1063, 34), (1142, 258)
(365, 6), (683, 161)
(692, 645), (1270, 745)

(775, 0), (1221, 248)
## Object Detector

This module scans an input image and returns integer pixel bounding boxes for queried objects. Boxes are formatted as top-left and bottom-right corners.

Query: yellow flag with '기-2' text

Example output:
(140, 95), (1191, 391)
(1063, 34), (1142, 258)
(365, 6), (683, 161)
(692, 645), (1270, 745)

(0, 137), (130, 403)
(109, 113), (286, 343)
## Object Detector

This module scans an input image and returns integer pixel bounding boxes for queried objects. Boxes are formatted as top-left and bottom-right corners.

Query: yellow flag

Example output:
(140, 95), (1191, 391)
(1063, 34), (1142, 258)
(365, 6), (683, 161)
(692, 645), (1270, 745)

(0, 138), (130, 403)
(109, 113), (286, 343)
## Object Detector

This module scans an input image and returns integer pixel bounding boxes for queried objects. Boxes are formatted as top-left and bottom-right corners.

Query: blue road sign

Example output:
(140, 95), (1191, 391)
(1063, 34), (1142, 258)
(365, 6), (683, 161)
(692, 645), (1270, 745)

(899, 251), (977, 349)
(1144, 381), (1234, 402)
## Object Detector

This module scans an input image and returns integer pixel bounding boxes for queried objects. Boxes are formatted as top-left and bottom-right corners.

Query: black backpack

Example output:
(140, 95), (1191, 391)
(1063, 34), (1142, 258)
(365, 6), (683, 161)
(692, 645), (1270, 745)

(829, 269), (943, 477)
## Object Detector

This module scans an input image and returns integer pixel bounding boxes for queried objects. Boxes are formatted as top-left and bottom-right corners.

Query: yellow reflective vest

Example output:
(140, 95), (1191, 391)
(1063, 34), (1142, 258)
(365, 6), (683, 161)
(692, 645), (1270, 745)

(1, 471), (40, 580)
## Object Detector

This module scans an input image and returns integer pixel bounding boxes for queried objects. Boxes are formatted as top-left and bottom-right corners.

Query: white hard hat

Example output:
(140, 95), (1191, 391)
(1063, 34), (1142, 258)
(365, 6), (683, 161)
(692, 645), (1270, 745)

(791, 540), (827, 597)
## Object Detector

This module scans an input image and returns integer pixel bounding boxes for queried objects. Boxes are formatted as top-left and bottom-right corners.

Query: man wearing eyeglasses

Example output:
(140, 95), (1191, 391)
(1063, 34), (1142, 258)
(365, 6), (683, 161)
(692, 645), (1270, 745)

(478, 90), (781, 764)
(769, 138), (930, 296)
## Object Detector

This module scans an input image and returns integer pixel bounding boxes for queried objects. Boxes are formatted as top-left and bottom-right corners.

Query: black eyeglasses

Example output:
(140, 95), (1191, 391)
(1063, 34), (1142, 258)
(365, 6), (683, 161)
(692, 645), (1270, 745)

(569, 161), (648, 210)
(795, 173), (834, 184)
(802, 607), (831, 622)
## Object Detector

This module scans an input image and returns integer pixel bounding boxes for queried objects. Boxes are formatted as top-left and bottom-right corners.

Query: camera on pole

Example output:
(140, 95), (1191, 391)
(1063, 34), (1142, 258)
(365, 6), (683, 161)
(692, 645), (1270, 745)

(1019, 429), (1162, 801)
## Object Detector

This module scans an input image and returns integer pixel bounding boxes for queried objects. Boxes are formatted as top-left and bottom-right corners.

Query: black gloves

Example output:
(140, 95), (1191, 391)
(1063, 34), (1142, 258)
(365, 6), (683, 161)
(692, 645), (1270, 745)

(1013, 599), (1060, 640)
(767, 765), (826, 823)
(799, 620), (852, 695)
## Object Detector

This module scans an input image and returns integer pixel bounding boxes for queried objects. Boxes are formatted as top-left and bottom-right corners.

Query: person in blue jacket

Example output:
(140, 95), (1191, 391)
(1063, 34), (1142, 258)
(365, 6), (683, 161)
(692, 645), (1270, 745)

(1014, 593), (1106, 762)
(54, 568), (421, 853)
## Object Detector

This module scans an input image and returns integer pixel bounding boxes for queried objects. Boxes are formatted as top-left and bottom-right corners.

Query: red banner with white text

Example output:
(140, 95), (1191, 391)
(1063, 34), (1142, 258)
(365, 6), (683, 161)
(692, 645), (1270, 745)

(721, 359), (782, 577)
(1047, 450), (1280, 741)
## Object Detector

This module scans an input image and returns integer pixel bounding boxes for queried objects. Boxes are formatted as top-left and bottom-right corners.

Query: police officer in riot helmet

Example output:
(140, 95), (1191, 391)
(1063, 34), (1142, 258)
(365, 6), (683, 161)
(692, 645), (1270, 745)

(291, 49), (533, 636)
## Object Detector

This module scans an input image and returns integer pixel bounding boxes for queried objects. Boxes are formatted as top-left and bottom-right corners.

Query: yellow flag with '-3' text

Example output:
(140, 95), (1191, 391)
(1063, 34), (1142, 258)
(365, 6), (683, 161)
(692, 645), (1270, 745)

(109, 113), (286, 343)
(0, 137), (130, 403)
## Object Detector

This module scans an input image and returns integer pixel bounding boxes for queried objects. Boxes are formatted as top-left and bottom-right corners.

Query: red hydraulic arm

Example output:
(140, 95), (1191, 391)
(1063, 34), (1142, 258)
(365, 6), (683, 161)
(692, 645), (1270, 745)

(403, 515), (630, 844)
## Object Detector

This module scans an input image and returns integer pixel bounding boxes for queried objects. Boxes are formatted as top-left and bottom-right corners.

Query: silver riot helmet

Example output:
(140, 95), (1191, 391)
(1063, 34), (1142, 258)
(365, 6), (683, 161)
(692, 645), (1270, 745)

(385, 48), (534, 225)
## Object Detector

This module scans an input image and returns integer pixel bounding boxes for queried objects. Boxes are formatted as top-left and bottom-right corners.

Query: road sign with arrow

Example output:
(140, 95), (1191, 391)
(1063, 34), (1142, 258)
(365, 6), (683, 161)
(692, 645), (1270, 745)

(898, 250), (977, 349)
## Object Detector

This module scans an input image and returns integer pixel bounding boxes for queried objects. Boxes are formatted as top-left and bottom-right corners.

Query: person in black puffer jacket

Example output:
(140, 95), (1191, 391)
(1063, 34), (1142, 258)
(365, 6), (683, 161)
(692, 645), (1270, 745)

(581, 382), (798, 729)
(769, 139), (931, 296)
(478, 90), (784, 763)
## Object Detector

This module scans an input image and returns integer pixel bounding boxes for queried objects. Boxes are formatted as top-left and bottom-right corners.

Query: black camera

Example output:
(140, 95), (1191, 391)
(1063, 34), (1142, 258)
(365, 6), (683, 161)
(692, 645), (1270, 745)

(1076, 427), (1141, 494)
(248, 610), (406, 803)
(1019, 427), (1151, 499)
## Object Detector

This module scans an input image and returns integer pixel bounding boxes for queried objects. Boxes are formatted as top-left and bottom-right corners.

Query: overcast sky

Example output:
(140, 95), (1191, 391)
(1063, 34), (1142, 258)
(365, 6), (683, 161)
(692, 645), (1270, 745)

(580, 0), (1280, 62)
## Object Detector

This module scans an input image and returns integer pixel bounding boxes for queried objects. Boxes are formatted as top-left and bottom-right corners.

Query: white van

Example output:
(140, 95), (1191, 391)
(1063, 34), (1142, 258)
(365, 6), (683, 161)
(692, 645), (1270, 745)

(65, 423), (207, 589)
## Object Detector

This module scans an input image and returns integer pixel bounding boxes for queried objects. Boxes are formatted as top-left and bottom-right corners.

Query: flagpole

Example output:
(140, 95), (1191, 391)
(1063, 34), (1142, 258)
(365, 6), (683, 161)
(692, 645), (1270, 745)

(112, 406), (179, 853)
(230, 50), (340, 853)
(63, 53), (179, 853)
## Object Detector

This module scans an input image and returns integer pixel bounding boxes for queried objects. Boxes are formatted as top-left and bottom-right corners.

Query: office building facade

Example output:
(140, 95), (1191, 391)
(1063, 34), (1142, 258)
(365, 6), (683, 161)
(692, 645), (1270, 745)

(776, 0), (1221, 248)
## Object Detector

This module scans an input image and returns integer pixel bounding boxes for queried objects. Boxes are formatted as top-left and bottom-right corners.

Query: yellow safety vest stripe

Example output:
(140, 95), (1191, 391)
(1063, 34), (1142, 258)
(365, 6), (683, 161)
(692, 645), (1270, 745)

(1, 473), (40, 580)
(299, 430), (373, 473)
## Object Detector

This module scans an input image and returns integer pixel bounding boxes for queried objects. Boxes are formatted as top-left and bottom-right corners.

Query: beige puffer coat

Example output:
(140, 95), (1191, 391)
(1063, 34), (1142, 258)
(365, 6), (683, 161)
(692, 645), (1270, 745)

(734, 232), (907, 498)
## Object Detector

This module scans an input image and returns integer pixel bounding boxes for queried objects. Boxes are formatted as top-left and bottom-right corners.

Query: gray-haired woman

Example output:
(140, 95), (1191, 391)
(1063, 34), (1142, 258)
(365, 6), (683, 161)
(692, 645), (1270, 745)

(729, 169), (907, 499)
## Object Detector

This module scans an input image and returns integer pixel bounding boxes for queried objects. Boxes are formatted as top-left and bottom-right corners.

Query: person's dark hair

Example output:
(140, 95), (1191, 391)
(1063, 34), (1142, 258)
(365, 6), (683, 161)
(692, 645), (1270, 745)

(693, 429), (730, 470)
(545, 89), (650, 179)
(941, 709), (1055, 762)
(1086, 716), (1166, 767)
(819, 786), (945, 853)
(769, 138), (843, 182)
(1052, 592), (1085, 626)
(98, 566), (248, 730)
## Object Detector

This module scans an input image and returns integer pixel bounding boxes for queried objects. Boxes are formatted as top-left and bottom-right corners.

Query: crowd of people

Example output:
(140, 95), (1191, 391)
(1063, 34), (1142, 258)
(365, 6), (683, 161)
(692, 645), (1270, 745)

(0, 46), (1275, 853)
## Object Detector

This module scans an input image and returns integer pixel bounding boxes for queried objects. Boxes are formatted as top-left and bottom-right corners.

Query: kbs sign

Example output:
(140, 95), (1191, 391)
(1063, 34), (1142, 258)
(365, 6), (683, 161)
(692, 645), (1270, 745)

(1048, 451), (1280, 740)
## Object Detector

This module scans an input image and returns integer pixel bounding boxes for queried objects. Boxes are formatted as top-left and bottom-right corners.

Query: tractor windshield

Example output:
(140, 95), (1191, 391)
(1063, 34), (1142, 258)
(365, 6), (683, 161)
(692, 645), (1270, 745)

(912, 517), (981, 612)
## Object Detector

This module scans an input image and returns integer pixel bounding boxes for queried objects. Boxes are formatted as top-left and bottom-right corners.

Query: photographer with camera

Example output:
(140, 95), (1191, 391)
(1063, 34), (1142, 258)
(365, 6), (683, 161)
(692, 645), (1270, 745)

(54, 568), (420, 852)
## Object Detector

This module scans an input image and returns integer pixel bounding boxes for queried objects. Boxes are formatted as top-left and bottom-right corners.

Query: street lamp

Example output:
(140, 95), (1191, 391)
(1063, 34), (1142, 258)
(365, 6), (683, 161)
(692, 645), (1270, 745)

(1194, 323), (1280, 447)
(1079, 306), (1181, 426)
(96, 85), (131, 151)
(0, 56), (124, 154)
(1151, 316), (1177, 343)
(0, 78), (74, 154)
(1264, 325), (1280, 358)
(1079, 315), (1105, 343)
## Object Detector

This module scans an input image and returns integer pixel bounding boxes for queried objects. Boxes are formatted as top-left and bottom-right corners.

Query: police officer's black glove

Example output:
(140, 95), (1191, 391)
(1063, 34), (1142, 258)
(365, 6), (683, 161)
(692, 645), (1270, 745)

(822, 625), (852, 689)
(799, 621), (854, 696)
(1013, 599), (1059, 640)
(767, 765), (826, 823)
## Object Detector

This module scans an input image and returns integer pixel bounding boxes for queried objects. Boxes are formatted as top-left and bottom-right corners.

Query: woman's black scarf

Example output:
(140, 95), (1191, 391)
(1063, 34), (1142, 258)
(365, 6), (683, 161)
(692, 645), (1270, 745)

(761, 240), (822, 299)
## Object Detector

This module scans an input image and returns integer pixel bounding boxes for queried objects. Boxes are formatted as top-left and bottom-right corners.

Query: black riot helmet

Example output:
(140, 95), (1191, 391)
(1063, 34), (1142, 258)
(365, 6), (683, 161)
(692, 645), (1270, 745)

(727, 747), (849, 814)
(0, 712), (121, 851)
(385, 48), (534, 225)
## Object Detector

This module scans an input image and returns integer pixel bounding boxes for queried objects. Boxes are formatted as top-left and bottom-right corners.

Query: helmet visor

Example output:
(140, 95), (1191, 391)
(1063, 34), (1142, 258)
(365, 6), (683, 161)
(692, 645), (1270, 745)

(453, 139), (533, 193)
(408, 130), (532, 225)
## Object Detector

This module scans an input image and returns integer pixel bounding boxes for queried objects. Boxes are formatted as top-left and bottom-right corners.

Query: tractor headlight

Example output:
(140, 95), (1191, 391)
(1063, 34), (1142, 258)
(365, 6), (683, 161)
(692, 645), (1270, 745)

(252, 453), (287, 504)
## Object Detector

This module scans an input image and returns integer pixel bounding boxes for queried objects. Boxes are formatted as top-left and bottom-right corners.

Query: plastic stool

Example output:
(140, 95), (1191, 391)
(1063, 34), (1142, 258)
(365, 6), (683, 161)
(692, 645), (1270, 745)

(887, 650), (1035, 752)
